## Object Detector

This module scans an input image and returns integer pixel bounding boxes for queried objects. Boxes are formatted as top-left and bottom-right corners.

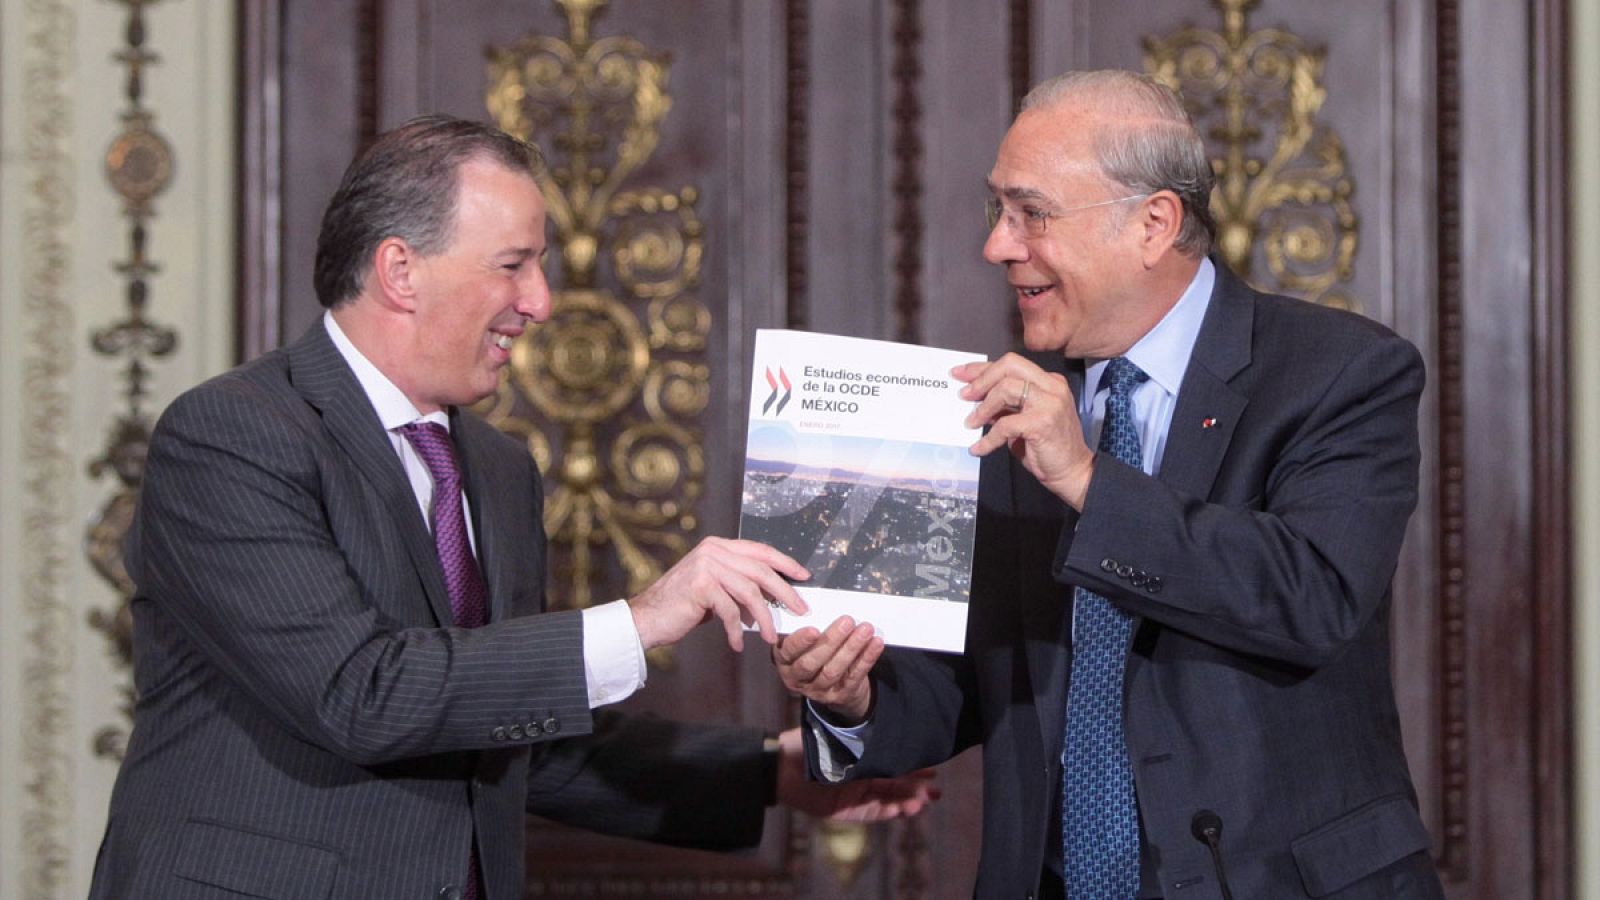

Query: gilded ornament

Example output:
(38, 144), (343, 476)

(105, 124), (174, 211)
(817, 820), (871, 887)
(1144, 0), (1360, 310)
(481, 0), (709, 614)
(87, 0), (179, 764)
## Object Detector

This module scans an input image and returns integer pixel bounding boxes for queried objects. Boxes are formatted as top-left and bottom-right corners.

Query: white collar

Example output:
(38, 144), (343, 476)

(323, 311), (450, 431)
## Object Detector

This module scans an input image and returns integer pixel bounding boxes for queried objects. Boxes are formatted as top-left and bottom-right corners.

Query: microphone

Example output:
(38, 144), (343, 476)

(1190, 810), (1234, 900)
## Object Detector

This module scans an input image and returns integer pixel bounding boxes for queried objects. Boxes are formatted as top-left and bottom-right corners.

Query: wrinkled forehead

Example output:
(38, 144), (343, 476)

(988, 107), (1110, 199)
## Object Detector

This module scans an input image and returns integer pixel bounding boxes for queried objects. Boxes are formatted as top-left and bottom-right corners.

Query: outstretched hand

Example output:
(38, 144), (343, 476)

(773, 727), (939, 822)
(628, 537), (809, 652)
(772, 616), (882, 724)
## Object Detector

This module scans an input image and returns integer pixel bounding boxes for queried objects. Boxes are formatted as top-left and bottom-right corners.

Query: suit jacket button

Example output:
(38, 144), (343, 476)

(543, 716), (560, 734)
(1130, 571), (1148, 586)
(1146, 576), (1163, 594)
(1116, 564), (1134, 579)
(438, 886), (463, 900)
(1100, 558), (1117, 572)
(490, 726), (508, 742)
(526, 721), (543, 736)
(508, 724), (525, 740)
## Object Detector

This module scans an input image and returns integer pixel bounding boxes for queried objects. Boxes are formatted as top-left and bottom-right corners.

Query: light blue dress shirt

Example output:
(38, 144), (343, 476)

(1079, 257), (1214, 477)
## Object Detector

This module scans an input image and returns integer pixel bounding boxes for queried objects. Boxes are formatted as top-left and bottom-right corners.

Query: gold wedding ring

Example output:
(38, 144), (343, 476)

(1016, 380), (1032, 411)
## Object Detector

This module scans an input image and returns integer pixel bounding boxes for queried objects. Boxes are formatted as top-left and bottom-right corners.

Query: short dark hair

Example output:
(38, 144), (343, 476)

(1022, 70), (1217, 258)
(313, 115), (545, 308)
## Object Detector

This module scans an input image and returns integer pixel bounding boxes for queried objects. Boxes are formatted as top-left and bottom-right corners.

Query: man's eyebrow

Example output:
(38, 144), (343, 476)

(984, 180), (1049, 202)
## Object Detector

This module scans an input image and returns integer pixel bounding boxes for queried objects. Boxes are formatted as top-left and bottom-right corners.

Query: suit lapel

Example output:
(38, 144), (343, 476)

(1156, 262), (1253, 497)
(452, 414), (511, 624)
(287, 323), (458, 628)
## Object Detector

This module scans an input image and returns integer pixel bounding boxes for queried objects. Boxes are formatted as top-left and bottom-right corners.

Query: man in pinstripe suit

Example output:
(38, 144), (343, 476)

(89, 116), (932, 900)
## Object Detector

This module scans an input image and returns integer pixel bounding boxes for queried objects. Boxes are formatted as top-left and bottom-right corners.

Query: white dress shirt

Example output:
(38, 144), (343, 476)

(324, 312), (646, 707)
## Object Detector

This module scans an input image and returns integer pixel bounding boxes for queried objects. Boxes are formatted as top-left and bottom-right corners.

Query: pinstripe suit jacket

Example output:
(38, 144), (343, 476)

(809, 263), (1444, 899)
(90, 323), (767, 899)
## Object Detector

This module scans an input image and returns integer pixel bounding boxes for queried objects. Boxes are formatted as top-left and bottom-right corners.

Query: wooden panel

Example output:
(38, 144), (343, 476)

(1452, 0), (1568, 895)
(914, 4), (1015, 355)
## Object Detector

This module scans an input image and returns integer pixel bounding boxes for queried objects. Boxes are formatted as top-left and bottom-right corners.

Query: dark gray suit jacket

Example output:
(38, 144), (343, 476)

(808, 263), (1444, 899)
(90, 323), (767, 899)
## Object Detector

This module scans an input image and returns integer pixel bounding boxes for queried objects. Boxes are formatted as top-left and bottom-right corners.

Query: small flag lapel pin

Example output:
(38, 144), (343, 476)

(1201, 417), (1218, 429)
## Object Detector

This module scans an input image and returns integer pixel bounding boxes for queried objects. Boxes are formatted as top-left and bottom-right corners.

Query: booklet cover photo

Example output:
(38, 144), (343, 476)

(739, 329), (985, 653)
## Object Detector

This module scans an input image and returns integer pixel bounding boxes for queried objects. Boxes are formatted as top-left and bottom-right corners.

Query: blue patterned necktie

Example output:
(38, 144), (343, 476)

(1062, 357), (1149, 899)
(400, 421), (487, 900)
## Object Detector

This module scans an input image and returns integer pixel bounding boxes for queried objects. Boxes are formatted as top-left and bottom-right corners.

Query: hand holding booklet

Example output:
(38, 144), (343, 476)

(739, 329), (985, 653)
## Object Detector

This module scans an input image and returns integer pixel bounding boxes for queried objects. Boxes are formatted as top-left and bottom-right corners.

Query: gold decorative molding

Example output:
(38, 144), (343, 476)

(20, 0), (77, 894)
(1144, 0), (1359, 310)
(817, 819), (870, 887)
(87, 0), (179, 762)
(482, 0), (708, 618)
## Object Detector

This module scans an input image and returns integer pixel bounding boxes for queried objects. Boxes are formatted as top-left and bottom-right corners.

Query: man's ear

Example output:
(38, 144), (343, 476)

(1137, 190), (1183, 268)
(370, 236), (420, 312)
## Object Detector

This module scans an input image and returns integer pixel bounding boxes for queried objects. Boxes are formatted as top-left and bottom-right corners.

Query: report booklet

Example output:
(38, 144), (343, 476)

(739, 329), (985, 653)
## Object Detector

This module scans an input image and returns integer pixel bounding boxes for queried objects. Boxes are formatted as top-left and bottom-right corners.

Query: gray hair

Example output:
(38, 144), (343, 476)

(313, 115), (545, 308)
(1021, 70), (1216, 257)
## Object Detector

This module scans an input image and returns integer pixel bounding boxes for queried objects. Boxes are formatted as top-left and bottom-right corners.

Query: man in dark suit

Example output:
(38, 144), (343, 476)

(775, 70), (1444, 898)
(90, 116), (933, 900)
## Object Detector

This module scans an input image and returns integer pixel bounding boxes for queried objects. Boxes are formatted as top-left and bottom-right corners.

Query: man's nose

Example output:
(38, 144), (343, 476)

(516, 268), (552, 323)
(982, 220), (1027, 266)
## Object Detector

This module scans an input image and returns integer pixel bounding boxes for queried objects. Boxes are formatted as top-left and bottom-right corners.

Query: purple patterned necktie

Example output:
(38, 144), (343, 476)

(399, 421), (487, 899)
(1062, 356), (1149, 899)
(400, 421), (489, 630)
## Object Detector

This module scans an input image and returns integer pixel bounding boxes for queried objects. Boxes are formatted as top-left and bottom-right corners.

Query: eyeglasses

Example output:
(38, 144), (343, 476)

(984, 193), (1151, 238)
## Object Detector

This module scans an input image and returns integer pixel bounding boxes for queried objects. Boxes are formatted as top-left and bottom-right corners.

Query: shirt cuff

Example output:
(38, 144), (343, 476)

(581, 599), (647, 707)
(807, 699), (871, 782)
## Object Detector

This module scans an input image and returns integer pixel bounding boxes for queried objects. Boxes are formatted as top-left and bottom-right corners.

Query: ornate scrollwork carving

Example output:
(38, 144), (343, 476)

(1144, 0), (1359, 310)
(86, 0), (179, 762)
(20, 0), (76, 891)
(482, 0), (708, 616)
